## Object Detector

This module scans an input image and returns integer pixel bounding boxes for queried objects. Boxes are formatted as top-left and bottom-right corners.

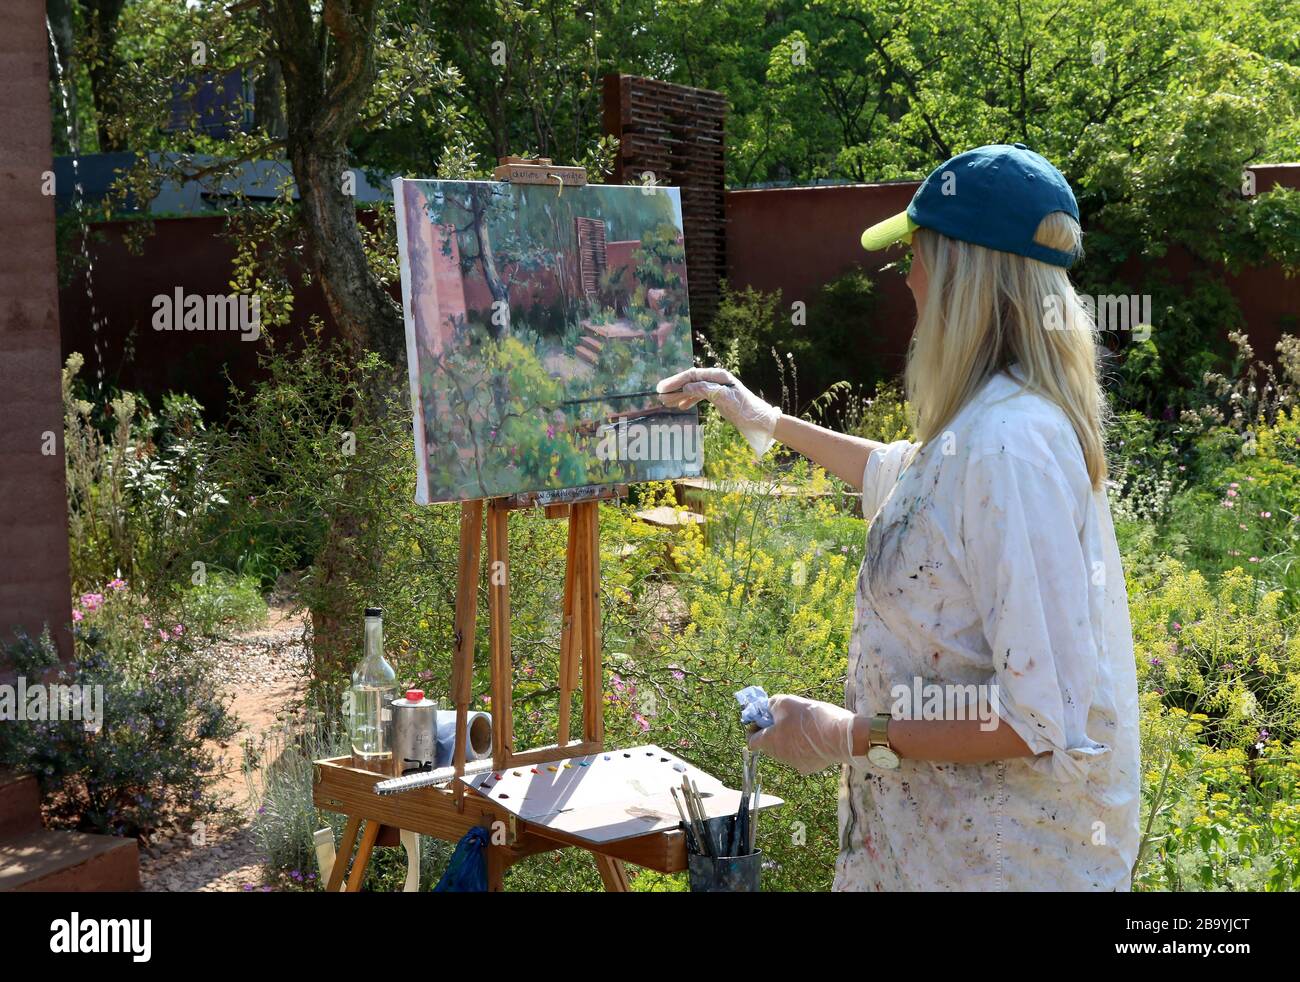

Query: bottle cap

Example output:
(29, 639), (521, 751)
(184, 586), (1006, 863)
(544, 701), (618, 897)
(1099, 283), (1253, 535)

(405, 689), (424, 702)
(365, 606), (383, 617)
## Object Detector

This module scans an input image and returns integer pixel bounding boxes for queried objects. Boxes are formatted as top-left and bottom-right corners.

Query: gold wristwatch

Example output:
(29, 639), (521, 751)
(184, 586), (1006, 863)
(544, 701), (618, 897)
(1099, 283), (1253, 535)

(866, 713), (901, 769)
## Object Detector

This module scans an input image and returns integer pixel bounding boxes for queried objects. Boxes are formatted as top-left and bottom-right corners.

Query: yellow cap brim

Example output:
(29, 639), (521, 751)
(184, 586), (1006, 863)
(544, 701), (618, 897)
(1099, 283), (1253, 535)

(861, 211), (919, 251)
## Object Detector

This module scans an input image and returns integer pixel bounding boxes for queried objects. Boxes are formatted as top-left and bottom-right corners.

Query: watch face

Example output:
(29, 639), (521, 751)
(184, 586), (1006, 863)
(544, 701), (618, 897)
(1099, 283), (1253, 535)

(867, 745), (901, 769)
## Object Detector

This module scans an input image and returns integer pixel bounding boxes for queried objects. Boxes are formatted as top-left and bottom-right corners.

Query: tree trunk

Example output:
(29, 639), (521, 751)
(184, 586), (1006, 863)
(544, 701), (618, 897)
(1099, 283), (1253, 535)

(291, 141), (406, 364)
(266, 0), (405, 366)
(263, 0), (407, 688)
(253, 56), (288, 140)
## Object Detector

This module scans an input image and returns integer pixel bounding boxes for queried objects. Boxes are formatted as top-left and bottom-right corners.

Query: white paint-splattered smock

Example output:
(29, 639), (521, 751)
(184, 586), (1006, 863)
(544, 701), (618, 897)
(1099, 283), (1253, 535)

(837, 367), (1140, 891)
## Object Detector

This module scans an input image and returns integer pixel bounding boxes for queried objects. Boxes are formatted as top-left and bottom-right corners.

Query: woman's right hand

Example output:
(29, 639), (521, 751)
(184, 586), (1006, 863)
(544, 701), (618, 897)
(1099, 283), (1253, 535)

(656, 367), (781, 457)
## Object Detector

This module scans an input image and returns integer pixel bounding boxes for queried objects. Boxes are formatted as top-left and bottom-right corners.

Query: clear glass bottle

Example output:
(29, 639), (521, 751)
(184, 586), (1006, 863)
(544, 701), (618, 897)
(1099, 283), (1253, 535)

(349, 606), (399, 773)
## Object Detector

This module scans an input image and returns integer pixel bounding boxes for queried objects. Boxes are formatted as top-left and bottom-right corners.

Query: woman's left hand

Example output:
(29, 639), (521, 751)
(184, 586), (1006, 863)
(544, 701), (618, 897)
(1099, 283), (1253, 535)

(747, 694), (858, 775)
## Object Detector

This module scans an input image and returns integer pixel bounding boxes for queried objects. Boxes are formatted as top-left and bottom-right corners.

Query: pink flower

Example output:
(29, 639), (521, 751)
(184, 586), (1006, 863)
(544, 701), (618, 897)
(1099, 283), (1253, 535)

(72, 609), (84, 622)
(142, 617), (152, 629)
(633, 713), (650, 733)
(107, 578), (126, 592)
(671, 670), (685, 681)
(1226, 488), (1238, 497)
(546, 425), (556, 439)
(79, 592), (104, 611)
(159, 630), (169, 642)
(171, 625), (185, 639)
(1260, 511), (1271, 519)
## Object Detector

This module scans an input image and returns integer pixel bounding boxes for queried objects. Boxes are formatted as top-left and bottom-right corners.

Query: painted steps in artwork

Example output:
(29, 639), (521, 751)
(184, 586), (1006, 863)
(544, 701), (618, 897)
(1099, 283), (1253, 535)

(575, 319), (656, 367)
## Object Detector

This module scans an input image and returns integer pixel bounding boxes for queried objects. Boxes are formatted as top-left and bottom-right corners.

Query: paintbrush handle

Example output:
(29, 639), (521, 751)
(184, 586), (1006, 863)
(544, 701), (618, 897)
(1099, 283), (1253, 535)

(560, 382), (735, 405)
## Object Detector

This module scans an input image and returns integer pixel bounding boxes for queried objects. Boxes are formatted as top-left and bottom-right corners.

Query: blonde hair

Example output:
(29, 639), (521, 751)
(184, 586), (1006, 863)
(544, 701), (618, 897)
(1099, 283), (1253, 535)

(904, 212), (1109, 487)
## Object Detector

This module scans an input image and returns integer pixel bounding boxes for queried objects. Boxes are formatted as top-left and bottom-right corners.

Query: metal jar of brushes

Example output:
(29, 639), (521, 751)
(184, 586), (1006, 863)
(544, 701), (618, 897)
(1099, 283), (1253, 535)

(672, 747), (762, 892)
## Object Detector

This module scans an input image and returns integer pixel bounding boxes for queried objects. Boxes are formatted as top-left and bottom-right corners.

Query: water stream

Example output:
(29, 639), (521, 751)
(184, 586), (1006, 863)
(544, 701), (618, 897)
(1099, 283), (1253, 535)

(46, 15), (105, 395)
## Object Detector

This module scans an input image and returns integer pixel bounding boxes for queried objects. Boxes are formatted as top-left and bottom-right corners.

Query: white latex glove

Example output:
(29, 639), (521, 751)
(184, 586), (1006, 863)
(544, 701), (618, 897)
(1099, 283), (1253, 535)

(656, 367), (781, 459)
(747, 694), (857, 776)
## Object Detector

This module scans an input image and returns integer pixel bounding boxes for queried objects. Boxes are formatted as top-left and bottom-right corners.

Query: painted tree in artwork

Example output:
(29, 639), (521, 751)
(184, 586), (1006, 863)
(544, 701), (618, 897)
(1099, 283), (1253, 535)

(438, 183), (513, 336)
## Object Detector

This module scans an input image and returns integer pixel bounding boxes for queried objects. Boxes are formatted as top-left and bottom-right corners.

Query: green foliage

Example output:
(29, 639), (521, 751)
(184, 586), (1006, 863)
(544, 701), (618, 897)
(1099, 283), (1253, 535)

(180, 572), (269, 638)
(704, 272), (880, 406)
(63, 354), (226, 599)
(704, 281), (784, 395)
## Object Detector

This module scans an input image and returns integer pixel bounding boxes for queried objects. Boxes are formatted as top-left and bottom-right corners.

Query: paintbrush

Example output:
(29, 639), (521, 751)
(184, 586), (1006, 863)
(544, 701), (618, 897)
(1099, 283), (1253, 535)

(684, 777), (713, 858)
(689, 777), (719, 858)
(670, 786), (700, 854)
(559, 382), (736, 405)
(732, 747), (752, 856)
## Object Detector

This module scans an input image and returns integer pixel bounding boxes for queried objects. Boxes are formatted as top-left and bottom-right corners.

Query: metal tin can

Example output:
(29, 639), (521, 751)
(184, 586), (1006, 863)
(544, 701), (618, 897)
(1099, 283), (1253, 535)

(390, 689), (438, 776)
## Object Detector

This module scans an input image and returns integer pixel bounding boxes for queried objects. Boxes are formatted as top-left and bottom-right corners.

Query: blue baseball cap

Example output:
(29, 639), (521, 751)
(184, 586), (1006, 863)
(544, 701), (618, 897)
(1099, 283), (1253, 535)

(861, 143), (1080, 267)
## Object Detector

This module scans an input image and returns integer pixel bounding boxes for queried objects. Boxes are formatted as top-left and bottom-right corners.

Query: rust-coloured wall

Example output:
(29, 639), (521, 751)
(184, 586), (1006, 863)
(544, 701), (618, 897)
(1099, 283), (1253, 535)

(59, 215), (337, 417)
(726, 181), (921, 380)
(725, 166), (1300, 387)
(1, 4), (73, 665)
(56, 171), (1298, 421)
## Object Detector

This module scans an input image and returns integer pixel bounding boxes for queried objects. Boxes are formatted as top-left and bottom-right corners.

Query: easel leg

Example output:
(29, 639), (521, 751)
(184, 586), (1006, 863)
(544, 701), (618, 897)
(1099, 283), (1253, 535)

(486, 499), (514, 770)
(344, 820), (382, 892)
(557, 507), (583, 746)
(576, 501), (605, 744)
(326, 815), (362, 892)
(594, 854), (631, 892)
(452, 501), (483, 797)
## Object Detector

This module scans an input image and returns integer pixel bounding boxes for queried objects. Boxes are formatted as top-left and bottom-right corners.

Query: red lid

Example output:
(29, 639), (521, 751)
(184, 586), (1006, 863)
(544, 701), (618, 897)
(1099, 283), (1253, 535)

(405, 688), (424, 702)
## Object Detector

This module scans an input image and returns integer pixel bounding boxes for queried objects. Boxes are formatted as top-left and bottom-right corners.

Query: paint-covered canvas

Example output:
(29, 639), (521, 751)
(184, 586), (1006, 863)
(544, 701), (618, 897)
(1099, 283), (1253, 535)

(394, 178), (703, 504)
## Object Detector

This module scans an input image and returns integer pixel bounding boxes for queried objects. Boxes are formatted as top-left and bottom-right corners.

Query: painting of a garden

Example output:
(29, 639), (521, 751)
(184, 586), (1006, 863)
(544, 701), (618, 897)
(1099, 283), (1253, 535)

(396, 179), (701, 503)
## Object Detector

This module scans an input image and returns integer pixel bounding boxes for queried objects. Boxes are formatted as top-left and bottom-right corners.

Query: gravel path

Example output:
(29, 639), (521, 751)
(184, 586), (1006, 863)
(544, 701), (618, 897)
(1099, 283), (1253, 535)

(139, 605), (311, 892)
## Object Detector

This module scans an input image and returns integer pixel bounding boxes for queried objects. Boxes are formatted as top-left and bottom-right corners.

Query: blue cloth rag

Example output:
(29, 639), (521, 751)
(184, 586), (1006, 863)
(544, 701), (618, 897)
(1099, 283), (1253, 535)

(735, 685), (774, 729)
(433, 826), (490, 892)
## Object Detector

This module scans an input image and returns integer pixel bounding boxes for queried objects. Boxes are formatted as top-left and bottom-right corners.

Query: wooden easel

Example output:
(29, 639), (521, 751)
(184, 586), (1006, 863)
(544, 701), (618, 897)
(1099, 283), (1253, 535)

(449, 483), (624, 888)
(314, 484), (683, 892)
(313, 158), (688, 891)
(451, 486), (613, 778)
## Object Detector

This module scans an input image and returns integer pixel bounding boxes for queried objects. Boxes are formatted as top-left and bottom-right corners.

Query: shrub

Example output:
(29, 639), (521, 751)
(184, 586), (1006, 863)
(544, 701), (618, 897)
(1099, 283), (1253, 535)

(63, 353), (227, 599)
(0, 619), (235, 839)
(1134, 697), (1300, 891)
(1131, 559), (1300, 751)
(179, 571), (269, 638)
